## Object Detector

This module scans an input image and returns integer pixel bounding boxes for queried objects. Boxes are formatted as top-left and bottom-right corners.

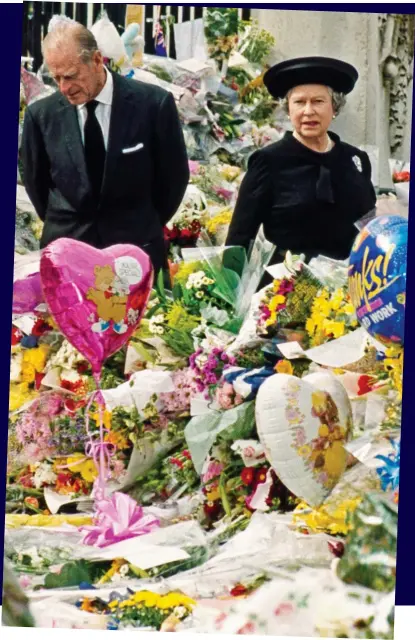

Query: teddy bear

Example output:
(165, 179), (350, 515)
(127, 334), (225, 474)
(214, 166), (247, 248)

(87, 265), (129, 335)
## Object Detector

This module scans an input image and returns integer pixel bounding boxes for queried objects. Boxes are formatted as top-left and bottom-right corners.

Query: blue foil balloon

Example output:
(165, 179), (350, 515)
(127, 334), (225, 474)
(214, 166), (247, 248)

(348, 216), (407, 346)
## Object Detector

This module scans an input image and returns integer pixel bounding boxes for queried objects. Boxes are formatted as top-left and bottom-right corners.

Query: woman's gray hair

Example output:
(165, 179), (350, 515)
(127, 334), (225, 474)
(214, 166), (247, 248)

(42, 21), (99, 64)
(279, 86), (347, 116)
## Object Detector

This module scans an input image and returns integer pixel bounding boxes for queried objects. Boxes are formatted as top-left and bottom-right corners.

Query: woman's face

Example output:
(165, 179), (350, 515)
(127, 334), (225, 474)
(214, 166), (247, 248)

(287, 84), (334, 139)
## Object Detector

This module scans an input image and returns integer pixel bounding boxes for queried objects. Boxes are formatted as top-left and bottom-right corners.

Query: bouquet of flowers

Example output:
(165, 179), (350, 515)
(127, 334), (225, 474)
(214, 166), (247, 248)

(79, 590), (196, 630)
(305, 287), (359, 347)
(257, 262), (322, 339)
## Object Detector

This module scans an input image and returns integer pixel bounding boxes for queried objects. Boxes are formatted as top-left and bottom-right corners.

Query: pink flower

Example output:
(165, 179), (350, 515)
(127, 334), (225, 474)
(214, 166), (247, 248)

(202, 461), (224, 484)
(189, 160), (200, 175)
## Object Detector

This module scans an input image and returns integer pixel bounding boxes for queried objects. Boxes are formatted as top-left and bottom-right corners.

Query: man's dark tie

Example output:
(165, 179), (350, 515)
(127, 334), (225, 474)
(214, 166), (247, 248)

(84, 100), (106, 201)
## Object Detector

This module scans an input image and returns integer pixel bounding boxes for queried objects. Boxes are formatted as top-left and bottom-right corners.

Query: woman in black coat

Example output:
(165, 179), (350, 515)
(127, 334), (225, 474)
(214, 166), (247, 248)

(226, 57), (377, 267)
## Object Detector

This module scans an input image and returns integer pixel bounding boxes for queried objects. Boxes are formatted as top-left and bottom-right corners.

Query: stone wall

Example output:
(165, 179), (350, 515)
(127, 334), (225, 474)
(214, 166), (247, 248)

(252, 9), (414, 188)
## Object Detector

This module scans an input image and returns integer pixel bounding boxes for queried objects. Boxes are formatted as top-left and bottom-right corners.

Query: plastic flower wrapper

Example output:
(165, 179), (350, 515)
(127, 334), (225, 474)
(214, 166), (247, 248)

(336, 491), (398, 593)
(233, 225), (275, 326)
(292, 458), (381, 536)
(185, 400), (256, 474)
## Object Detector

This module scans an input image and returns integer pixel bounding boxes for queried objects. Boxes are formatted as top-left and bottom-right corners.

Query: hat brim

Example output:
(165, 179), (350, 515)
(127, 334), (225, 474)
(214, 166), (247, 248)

(263, 56), (358, 99)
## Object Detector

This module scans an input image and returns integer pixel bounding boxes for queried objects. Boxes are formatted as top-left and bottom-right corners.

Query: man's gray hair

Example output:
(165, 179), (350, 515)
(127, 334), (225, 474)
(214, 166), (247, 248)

(279, 86), (347, 116)
(42, 20), (99, 63)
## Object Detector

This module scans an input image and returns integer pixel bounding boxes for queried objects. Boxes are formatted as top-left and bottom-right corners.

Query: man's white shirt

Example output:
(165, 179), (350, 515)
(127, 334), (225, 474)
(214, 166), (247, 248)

(77, 68), (113, 149)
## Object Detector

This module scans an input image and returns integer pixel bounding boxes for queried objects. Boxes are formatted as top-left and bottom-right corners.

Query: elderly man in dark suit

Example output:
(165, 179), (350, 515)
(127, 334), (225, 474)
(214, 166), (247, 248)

(21, 21), (189, 277)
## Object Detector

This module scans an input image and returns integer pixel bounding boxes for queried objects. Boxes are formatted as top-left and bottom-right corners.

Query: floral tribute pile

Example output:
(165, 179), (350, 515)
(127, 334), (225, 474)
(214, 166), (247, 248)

(7, 9), (403, 639)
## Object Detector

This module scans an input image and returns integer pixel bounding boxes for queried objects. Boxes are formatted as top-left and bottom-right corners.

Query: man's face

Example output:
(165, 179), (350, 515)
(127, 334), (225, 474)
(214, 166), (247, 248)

(45, 45), (104, 105)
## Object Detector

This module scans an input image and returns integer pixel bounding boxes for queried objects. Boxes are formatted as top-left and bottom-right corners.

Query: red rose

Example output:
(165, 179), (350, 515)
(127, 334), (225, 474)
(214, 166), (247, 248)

(180, 228), (193, 239)
(240, 467), (255, 486)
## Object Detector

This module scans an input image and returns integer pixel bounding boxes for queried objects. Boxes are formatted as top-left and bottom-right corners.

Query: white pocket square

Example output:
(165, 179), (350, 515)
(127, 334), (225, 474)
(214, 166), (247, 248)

(122, 143), (144, 154)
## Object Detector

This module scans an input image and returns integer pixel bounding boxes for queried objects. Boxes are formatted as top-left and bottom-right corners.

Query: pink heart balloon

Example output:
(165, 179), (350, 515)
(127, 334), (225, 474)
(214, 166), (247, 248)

(40, 239), (153, 377)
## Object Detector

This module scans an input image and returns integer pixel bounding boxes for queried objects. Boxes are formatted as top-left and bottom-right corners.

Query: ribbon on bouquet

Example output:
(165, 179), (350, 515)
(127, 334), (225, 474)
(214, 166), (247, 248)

(79, 374), (160, 547)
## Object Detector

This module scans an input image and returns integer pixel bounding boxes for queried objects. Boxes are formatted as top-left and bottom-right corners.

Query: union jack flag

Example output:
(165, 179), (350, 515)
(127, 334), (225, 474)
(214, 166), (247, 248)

(154, 20), (167, 57)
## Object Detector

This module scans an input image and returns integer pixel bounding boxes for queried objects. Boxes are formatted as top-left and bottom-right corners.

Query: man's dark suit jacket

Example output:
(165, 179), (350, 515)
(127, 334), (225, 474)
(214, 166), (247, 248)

(21, 70), (190, 275)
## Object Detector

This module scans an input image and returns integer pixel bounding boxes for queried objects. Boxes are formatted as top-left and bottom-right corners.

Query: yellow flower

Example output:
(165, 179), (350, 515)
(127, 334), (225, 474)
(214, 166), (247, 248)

(324, 320), (346, 339)
(92, 410), (112, 431)
(141, 592), (162, 608)
(158, 593), (196, 610)
(292, 498), (362, 535)
(343, 302), (355, 315)
(206, 209), (232, 234)
(105, 430), (130, 450)
(272, 279), (282, 292)
(275, 360), (293, 375)
(330, 289), (345, 311)
(9, 382), (37, 412)
(21, 362), (36, 384)
(207, 487), (220, 502)
(22, 344), (50, 374)
(66, 454), (98, 482)
(269, 294), (285, 312)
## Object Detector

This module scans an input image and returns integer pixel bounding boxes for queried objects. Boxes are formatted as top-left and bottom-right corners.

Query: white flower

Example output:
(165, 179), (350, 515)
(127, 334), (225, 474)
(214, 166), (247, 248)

(149, 321), (158, 334)
(173, 606), (187, 618)
(156, 326), (165, 335)
(33, 462), (57, 489)
(195, 291), (205, 299)
(185, 282), (193, 290)
(119, 564), (129, 577)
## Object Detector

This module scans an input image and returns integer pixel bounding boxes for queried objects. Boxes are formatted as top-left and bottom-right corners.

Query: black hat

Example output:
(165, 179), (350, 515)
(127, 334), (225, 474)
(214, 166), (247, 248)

(263, 56), (358, 99)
